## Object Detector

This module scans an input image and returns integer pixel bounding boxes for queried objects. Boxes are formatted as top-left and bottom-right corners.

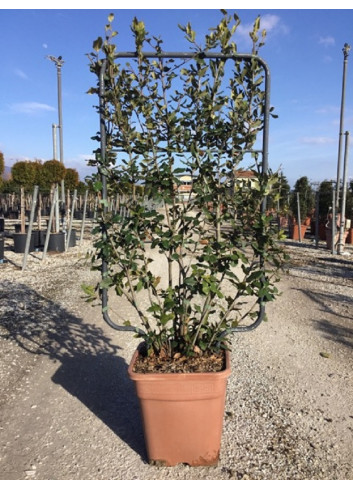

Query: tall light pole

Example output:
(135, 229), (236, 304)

(52, 123), (58, 160)
(335, 43), (350, 209)
(47, 55), (64, 164)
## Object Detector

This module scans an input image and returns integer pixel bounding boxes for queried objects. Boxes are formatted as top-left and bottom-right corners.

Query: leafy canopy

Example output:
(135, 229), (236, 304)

(86, 11), (287, 359)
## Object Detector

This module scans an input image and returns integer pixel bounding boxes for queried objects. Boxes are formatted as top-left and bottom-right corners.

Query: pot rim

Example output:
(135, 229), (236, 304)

(128, 347), (231, 382)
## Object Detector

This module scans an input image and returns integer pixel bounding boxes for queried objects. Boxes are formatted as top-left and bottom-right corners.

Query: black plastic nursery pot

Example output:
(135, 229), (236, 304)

(33, 230), (46, 250)
(48, 232), (65, 252)
(14, 224), (29, 233)
(67, 229), (77, 248)
(73, 210), (83, 220)
(13, 233), (35, 254)
(0, 237), (4, 261)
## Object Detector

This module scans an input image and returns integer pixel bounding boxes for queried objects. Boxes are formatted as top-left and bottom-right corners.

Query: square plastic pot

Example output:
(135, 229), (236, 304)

(128, 348), (231, 467)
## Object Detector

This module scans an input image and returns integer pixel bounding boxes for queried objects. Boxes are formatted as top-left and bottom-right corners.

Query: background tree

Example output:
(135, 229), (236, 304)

(317, 180), (334, 220)
(29, 160), (43, 186)
(344, 179), (353, 221)
(76, 181), (89, 195)
(0, 179), (17, 193)
(0, 152), (4, 188)
(41, 159), (66, 189)
(11, 160), (38, 190)
(289, 176), (314, 221)
(267, 172), (290, 213)
(64, 168), (79, 190)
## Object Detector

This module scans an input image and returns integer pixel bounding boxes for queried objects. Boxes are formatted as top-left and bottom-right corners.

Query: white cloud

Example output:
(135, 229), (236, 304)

(300, 136), (335, 145)
(315, 105), (339, 115)
(236, 14), (287, 44)
(65, 154), (96, 179)
(14, 69), (28, 80)
(10, 102), (55, 114)
(42, 43), (48, 49)
(319, 36), (335, 47)
(260, 14), (281, 32)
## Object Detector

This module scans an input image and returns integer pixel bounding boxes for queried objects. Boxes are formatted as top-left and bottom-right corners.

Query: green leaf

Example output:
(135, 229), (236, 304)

(93, 180), (103, 192)
(81, 283), (95, 296)
(93, 37), (103, 52)
(160, 313), (175, 326)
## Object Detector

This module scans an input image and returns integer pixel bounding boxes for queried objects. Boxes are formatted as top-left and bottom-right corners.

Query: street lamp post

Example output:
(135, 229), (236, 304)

(47, 55), (64, 164)
(335, 43), (350, 210)
(52, 123), (58, 160)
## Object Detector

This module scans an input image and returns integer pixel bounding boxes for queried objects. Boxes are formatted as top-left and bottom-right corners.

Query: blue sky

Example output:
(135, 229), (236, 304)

(1, 6), (353, 188)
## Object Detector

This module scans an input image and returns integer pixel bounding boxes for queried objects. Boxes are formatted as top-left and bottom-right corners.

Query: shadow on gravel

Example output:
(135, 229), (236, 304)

(296, 287), (353, 349)
(0, 280), (147, 462)
(51, 352), (147, 462)
(314, 319), (353, 349)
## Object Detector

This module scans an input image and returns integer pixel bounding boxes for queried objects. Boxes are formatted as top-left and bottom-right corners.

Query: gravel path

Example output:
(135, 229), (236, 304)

(0, 233), (352, 480)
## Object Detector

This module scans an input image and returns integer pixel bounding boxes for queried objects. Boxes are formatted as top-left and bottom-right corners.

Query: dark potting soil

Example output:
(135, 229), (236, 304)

(133, 347), (226, 374)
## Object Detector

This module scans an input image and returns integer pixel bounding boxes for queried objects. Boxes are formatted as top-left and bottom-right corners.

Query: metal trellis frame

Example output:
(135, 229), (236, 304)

(96, 51), (272, 335)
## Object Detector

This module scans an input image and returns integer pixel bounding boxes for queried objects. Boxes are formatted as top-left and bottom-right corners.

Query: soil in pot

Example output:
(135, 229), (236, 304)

(133, 348), (226, 374)
(128, 347), (230, 467)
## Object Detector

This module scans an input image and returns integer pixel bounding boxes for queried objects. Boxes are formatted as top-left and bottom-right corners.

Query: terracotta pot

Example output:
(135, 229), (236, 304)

(290, 224), (307, 241)
(128, 348), (231, 467)
(346, 228), (353, 244)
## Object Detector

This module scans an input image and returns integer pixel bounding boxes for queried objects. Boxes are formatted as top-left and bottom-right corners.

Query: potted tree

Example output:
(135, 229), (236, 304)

(10, 161), (36, 253)
(42, 159), (67, 252)
(314, 180), (334, 241)
(289, 176), (314, 241)
(85, 11), (288, 466)
(346, 180), (353, 244)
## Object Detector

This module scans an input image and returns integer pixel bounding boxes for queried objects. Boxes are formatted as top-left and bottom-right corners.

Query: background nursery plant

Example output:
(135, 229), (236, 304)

(86, 11), (288, 370)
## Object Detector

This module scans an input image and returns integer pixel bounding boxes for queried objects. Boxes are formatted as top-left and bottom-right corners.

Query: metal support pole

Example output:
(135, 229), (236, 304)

(315, 191), (319, 248)
(297, 192), (302, 242)
(79, 189), (88, 246)
(66, 189), (77, 251)
(338, 131), (350, 254)
(52, 123), (58, 160)
(22, 185), (39, 271)
(61, 179), (66, 233)
(42, 184), (58, 260)
(332, 189), (336, 255)
(335, 43), (350, 209)
(47, 55), (64, 164)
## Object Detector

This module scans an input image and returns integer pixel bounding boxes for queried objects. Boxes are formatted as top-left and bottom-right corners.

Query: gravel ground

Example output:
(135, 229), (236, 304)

(0, 228), (352, 480)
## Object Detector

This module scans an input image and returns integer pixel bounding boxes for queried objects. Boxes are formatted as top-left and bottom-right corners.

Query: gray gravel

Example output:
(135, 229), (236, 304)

(0, 234), (352, 480)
